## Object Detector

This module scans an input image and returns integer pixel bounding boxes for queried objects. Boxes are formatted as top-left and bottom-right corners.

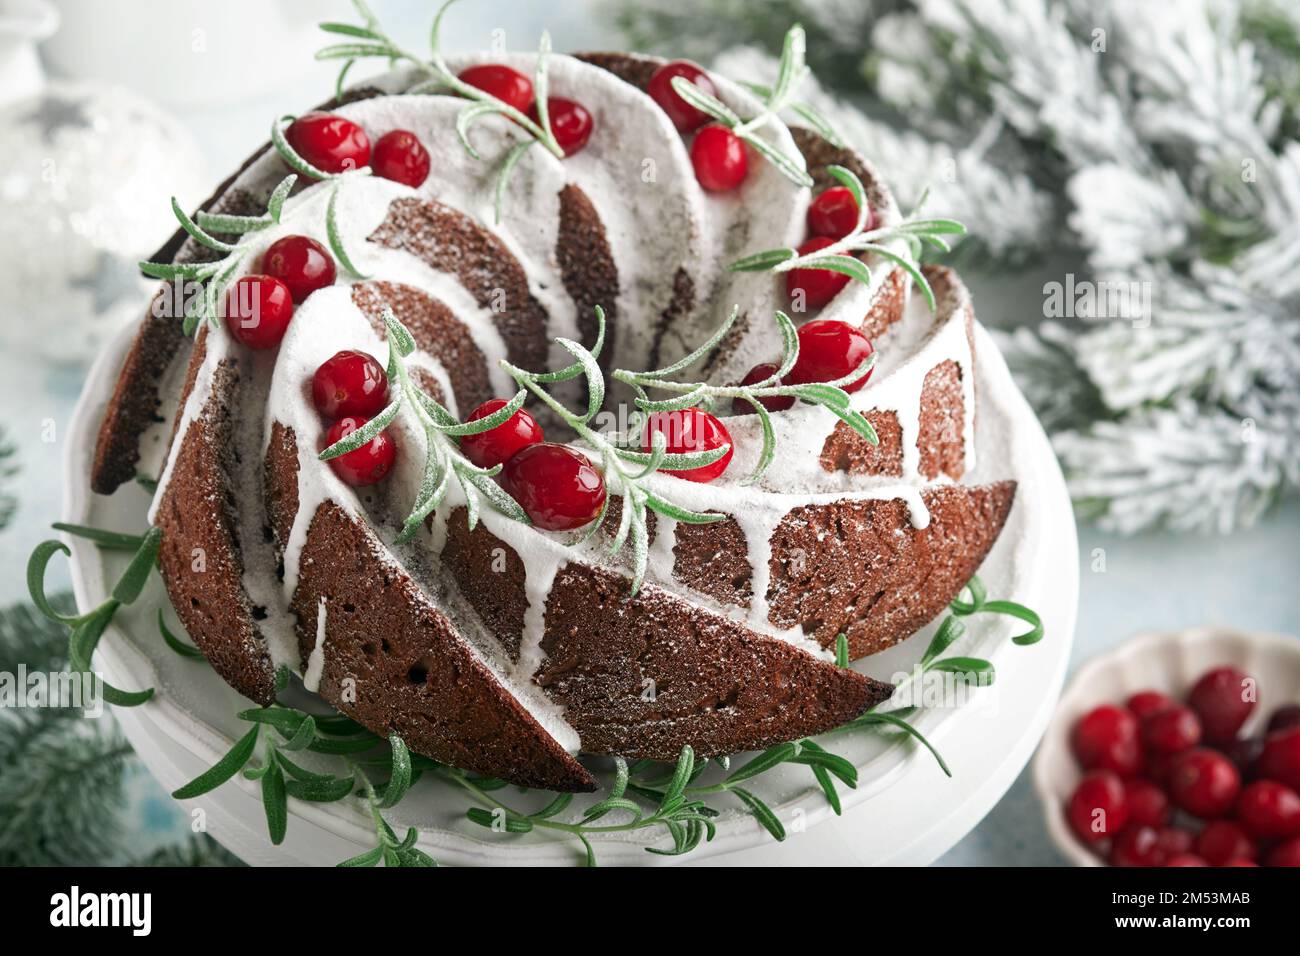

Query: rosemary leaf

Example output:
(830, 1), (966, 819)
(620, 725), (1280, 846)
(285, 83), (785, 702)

(172, 725), (260, 799)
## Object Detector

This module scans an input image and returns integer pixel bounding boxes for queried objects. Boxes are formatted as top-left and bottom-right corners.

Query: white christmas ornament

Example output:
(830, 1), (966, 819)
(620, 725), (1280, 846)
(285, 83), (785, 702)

(0, 81), (208, 364)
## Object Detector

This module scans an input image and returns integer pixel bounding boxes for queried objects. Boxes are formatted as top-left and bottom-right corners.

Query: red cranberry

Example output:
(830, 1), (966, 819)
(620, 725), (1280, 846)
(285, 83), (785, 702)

(1155, 826), (1195, 858)
(458, 64), (534, 114)
(1188, 666), (1257, 745)
(1141, 704), (1202, 754)
(731, 362), (794, 414)
(1266, 835), (1300, 866)
(530, 97), (593, 157)
(1225, 859), (1258, 866)
(500, 442), (605, 532)
(1124, 778), (1170, 828)
(1067, 770), (1128, 844)
(323, 416), (396, 487)
(1237, 780), (1300, 839)
(786, 319), (876, 395)
(807, 186), (870, 240)
(372, 129), (430, 188)
(459, 398), (544, 469)
(285, 112), (370, 177)
(690, 124), (747, 191)
(786, 237), (851, 310)
(646, 60), (717, 133)
(1258, 728), (1300, 790)
(1127, 690), (1176, 720)
(312, 350), (388, 419)
(224, 275), (294, 350)
(1072, 704), (1143, 778)
(1165, 853), (1208, 867)
(261, 235), (336, 304)
(1195, 820), (1257, 865)
(642, 408), (733, 483)
(1267, 704), (1300, 734)
(1110, 825), (1165, 867)
(1168, 748), (1241, 818)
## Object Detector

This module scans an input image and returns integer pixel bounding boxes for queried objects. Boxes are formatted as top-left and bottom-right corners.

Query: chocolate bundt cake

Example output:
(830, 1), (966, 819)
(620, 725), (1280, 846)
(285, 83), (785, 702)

(90, 37), (1015, 792)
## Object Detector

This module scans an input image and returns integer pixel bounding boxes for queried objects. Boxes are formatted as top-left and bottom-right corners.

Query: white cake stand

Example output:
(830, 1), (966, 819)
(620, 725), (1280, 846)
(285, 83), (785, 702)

(61, 317), (1078, 866)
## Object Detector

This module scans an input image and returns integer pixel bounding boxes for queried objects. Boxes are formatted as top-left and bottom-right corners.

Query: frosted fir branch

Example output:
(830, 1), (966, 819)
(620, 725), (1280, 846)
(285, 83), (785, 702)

(1054, 401), (1295, 535)
(990, 324), (1104, 433)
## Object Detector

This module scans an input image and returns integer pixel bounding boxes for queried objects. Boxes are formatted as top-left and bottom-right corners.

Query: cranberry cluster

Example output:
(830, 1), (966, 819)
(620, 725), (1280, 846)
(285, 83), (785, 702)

(460, 64), (593, 156)
(312, 351), (396, 487)
(460, 398), (606, 532)
(222, 120), (435, 352)
(1066, 665), (1300, 867)
(644, 61), (747, 193)
(285, 111), (432, 186)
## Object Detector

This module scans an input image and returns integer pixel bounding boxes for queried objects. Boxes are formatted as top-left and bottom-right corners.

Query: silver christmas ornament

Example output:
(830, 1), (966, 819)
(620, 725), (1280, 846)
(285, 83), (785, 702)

(0, 80), (208, 364)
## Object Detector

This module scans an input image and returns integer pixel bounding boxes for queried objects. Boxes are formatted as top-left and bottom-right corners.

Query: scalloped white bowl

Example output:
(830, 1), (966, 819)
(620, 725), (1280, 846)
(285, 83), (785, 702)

(1032, 626), (1300, 867)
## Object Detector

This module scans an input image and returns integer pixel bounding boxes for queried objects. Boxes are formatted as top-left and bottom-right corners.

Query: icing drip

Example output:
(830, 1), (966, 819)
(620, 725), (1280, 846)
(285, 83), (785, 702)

(303, 597), (328, 693)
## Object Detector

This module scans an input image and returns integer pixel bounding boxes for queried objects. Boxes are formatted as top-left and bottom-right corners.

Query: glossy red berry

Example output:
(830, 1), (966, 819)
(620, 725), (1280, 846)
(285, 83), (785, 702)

(312, 350), (388, 419)
(1127, 690), (1176, 720)
(261, 235), (336, 304)
(459, 398), (544, 469)
(1110, 825), (1165, 867)
(1266, 835), (1300, 866)
(458, 64), (534, 114)
(324, 416), (396, 487)
(786, 237), (852, 310)
(1195, 820), (1257, 865)
(1257, 728), (1300, 790)
(1168, 748), (1241, 818)
(1165, 853), (1208, 867)
(642, 408), (733, 483)
(530, 97), (593, 156)
(224, 275), (294, 350)
(1124, 778), (1170, 828)
(501, 442), (605, 532)
(807, 186), (869, 240)
(1067, 770), (1128, 843)
(1188, 666), (1256, 744)
(285, 112), (370, 177)
(646, 60), (717, 133)
(1141, 704), (1202, 754)
(372, 129), (431, 187)
(1237, 780), (1300, 840)
(785, 319), (877, 395)
(690, 124), (747, 191)
(731, 362), (794, 414)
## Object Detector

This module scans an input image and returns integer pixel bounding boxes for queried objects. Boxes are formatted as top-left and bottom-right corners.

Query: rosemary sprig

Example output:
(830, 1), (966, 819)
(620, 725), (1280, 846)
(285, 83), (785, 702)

(317, 0), (564, 222)
(668, 25), (818, 188)
(318, 308), (531, 540)
(499, 306), (732, 595)
(730, 165), (967, 311)
(27, 524), (162, 707)
(949, 573), (1045, 645)
(170, 697), (434, 864)
(612, 305), (879, 485)
(138, 175), (297, 337)
(455, 748), (721, 864)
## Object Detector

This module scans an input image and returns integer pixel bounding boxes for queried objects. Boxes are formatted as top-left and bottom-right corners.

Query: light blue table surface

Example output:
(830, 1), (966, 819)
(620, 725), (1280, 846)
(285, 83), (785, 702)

(3, 0), (1297, 866)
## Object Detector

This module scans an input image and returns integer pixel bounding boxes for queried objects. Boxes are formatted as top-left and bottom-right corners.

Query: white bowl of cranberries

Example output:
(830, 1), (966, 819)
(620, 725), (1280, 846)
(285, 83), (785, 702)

(1033, 626), (1300, 867)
